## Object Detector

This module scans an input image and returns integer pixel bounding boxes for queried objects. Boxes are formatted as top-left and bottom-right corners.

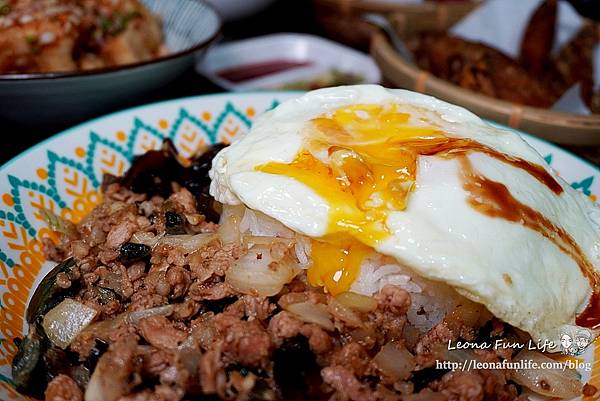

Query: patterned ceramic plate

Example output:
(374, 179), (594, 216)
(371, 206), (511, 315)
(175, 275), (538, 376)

(0, 92), (598, 401)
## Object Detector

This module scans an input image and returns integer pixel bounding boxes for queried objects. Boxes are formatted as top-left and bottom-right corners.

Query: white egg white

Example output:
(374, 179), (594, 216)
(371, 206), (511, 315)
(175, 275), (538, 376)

(209, 85), (600, 344)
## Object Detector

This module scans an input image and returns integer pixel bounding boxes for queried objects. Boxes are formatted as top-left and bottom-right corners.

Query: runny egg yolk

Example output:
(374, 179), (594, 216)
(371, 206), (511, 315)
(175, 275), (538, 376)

(257, 104), (446, 295)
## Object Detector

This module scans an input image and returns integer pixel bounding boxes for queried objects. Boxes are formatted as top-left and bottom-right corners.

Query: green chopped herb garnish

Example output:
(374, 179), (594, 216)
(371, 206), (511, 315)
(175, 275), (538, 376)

(0, 3), (11, 16)
(99, 10), (142, 36)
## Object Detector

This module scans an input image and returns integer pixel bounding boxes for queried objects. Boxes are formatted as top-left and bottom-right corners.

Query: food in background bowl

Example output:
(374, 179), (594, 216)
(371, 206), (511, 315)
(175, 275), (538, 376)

(0, 0), (221, 127)
(0, 0), (164, 73)
(12, 86), (600, 401)
(406, 0), (599, 112)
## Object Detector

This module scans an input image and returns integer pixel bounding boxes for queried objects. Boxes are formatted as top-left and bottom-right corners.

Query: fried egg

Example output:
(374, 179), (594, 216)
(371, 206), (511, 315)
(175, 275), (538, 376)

(209, 85), (600, 344)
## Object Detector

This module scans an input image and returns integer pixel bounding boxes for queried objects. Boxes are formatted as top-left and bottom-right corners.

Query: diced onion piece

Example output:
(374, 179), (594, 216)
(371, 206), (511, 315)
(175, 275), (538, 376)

(86, 362), (124, 401)
(129, 305), (174, 325)
(294, 235), (311, 268)
(167, 235), (213, 252)
(189, 313), (218, 351)
(158, 233), (216, 253)
(278, 293), (309, 309)
(78, 314), (128, 342)
(131, 231), (163, 248)
(285, 302), (335, 331)
(133, 231), (215, 253)
(226, 245), (297, 297)
(335, 291), (378, 313)
(445, 300), (491, 331)
(242, 235), (294, 248)
(218, 204), (245, 244)
(43, 299), (98, 349)
(373, 342), (415, 381)
(79, 305), (174, 342)
(327, 298), (364, 328)
(40, 208), (77, 237)
(510, 350), (582, 398)
(85, 338), (137, 401)
(178, 333), (203, 376)
(350, 327), (376, 342)
(239, 207), (294, 238)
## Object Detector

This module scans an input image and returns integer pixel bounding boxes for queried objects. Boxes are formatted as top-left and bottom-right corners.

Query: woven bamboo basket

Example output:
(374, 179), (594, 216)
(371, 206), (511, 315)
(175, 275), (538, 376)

(369, 13), (600, 145)
(312, 0), (477, 49)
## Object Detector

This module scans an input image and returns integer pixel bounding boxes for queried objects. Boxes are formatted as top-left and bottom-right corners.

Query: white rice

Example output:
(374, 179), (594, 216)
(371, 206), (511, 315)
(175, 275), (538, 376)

(228, 204), (463, 333)
(239, 208), (294, 238)
(351, 253), (463, 332)
(350, 255), (422, 295)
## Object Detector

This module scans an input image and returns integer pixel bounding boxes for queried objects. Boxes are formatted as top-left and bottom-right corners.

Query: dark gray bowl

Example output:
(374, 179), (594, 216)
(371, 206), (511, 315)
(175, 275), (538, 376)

(0, 0), (221, 127)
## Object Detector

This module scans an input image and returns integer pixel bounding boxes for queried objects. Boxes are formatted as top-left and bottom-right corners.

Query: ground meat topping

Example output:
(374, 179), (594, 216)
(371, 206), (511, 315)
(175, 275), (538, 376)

(321, 366), (374, 401)
(189, 279), (235, 301)
(138, 316), (188, 351)
(16, 144), (552, 401)
(165, 266), (191, 299)
(224, 295), (275, 321)
(45, 375), (83, 401)
(106, 221), (138, 249)
(434, 371), (484, 401)
(377, 284), (411, 315)
(214, 313), (273, 367)
(269, 311), (333, 354)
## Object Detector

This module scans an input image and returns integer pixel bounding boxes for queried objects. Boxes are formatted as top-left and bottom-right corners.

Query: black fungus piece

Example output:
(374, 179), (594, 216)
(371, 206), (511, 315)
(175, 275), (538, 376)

(43, 346), (89, 386)
(14, 332), (93, 397)
(195, 192), (221, 224)
(165, 211), (186, 235)
(66, 365), (91, 389)
(225, 363), (266, 379)
(473, 320), (497, 345)
(201, 297), (237, 315)
(26, 258), (78, 324)
(181, 143), (228, 223)
(100, 173), (120, 192)
(43, 346), (69, 377)
(84, 339), (109, 372)
(507, 380), (523, 394)
(12, 327), (48, 399)
(91, 286), (121, 305)
(411, 367), (449, 392)
(120, 140), (226, 221)
(567, 0), (600, 21)
(120, 139), (183, 197)
(273, 336), (323, 401)
(119, 242), (151, 264)
(249, 379), (279, 401)
(180, 143), (227, 195)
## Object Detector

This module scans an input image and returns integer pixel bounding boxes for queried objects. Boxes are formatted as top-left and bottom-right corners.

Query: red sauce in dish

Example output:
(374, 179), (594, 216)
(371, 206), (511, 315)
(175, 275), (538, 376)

(217, 60), (312, 83)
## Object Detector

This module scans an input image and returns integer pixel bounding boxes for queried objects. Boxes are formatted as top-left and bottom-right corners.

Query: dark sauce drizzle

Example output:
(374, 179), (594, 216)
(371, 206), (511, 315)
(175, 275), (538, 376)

(383, 134), (596, 327)
(420, 138), (598, 328)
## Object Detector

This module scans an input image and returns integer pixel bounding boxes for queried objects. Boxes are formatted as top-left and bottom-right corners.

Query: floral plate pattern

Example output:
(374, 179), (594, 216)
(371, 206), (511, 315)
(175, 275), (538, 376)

(0, 92), (598, 401)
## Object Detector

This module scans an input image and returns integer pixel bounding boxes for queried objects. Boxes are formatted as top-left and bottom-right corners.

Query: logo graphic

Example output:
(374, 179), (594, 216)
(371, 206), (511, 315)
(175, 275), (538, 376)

(560, 326), (593, 356)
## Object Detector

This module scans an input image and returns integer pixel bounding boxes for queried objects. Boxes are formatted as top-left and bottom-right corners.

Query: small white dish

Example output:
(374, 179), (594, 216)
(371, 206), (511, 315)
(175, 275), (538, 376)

(197, 33), (381, 91)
